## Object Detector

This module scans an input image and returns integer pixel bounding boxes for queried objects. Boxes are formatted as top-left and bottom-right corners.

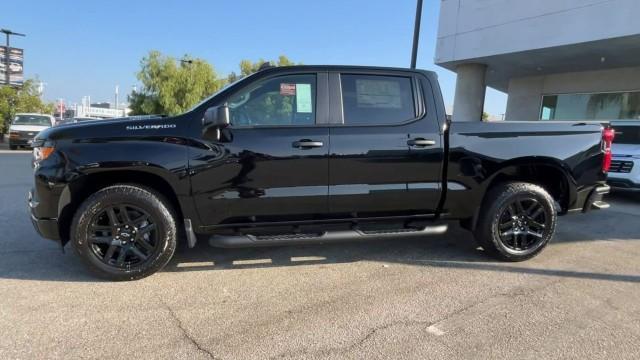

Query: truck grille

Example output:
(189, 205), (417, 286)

(609, 160), (634, 173)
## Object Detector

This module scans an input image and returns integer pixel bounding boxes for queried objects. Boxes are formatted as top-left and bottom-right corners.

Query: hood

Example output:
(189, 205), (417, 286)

(612, 143), (640, 157)
(9, 124), (51, 132)
(35, 114), (184, 143)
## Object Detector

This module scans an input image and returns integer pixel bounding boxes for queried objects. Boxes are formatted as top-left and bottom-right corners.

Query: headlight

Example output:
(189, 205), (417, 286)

(32, 140), (55, 163)
(9, 131), (20, 139)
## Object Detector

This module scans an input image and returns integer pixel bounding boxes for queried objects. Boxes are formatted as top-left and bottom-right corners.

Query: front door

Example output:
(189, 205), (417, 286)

(190, 72), (330, 226)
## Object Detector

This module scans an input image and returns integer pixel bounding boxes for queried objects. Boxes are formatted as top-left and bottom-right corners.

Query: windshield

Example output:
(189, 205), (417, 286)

(614, 126), (640, 145)
(13, 115), (51, 126)
(187, 76), (248, 113)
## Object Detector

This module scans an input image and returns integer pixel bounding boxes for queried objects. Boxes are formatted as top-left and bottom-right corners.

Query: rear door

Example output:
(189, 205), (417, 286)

(327, 70), (444, 217)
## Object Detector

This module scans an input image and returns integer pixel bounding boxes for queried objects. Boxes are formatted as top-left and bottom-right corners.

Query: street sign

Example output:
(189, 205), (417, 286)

(0, 46), (24, 86)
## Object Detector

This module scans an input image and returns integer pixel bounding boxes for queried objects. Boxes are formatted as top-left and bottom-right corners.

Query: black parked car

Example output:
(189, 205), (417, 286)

(29, 65), (612, 280)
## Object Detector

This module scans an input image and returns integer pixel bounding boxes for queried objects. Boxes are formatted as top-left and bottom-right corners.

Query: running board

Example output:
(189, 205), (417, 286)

(208, 224), (448, 248)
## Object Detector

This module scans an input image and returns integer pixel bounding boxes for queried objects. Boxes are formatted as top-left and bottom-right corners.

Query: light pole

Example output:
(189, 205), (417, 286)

(1, 28), (26, 86)
(410, 0), (423, 69)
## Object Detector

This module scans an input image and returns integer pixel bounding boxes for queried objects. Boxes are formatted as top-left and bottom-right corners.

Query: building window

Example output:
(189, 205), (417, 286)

(540, 91), (640, 121)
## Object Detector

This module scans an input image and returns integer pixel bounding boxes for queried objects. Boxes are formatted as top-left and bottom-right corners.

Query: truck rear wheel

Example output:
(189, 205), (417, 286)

(474, 182), (556, 261)
(71, 185), (177, 280)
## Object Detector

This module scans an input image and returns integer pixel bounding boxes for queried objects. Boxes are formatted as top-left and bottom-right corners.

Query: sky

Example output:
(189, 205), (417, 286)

(3, 0), (507, 116)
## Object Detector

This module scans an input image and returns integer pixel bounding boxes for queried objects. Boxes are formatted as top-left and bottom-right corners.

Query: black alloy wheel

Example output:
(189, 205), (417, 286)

(474, 182), (557, 262)
(496, 197), (550, 254)
(88, 204), (158, 268)
(71, 185), (177, 280)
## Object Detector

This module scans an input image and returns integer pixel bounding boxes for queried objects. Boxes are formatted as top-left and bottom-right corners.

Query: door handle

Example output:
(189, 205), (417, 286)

(292, 140), (324, 149)
(407, 138), (436, 147)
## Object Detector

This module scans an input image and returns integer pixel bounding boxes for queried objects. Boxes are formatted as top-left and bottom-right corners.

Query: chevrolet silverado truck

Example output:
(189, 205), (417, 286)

(29, 65), (613, 280)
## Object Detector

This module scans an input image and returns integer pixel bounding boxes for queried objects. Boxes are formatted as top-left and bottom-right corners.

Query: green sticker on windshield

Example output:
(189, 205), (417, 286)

(296, 83), (312, 113)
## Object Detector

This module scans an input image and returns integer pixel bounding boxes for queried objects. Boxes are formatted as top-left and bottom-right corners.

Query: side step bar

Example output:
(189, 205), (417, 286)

(208, 224), (448, 248)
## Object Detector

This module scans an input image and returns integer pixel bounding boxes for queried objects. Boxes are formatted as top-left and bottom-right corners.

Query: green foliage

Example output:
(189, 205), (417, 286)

(239, 55), (297, 77)
(0, 79), (55, 133)
(230, 56), (299, 125)
(128, 51), (224, 116)
(482, 111), (490, 121)
(129, 52), (299, 116)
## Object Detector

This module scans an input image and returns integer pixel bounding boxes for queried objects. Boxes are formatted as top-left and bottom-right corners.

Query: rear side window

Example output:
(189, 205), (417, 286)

(340, 74), (415, 125)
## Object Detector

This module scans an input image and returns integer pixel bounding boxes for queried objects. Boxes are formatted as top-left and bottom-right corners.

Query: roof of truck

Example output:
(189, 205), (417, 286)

(257, 64), (437, 77)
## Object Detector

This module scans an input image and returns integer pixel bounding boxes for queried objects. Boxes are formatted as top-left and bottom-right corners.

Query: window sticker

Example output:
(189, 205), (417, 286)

(355, 79), (402, 109)
(280, 83), (296, 96)
(296, 83), (312, 113)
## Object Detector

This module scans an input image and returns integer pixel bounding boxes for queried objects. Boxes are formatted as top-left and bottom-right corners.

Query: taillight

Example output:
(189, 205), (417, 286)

(602, 128), (615, 172)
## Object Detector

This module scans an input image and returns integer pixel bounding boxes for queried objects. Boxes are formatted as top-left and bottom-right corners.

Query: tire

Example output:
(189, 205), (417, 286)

(71, 185), (178, 280)
(474, 182), (557, 262)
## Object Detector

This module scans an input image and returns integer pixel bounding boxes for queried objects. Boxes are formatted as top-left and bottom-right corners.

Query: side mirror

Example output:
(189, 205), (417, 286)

(203, 105), (230, 129)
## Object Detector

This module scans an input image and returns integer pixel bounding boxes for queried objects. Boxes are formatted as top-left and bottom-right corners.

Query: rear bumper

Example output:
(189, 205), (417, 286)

(28, 190), (61, 241)
(581, 185), (610, 212)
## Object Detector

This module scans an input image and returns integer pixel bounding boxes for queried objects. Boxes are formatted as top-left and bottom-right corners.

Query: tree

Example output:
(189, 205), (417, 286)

(226, 55), (296, 84)
(128, 52), (299, 116)
(128, 51), (224, 116)
(482, 112), (490, 121)
(0, 79), (55, 134)
(238, 55), (297, 78)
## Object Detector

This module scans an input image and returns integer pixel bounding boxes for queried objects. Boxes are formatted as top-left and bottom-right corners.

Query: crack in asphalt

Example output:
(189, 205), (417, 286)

(157, 299), (220, 360)
(271, 318), (435, 359)
(272, 277), (569, 359)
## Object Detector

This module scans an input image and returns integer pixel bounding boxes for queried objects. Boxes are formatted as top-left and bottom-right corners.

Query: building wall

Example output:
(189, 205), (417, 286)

(436, 0), (640, 64)
(505, 66), (640, 121)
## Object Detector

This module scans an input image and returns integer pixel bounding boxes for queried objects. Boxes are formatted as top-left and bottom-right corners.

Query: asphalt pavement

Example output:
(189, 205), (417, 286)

(1, 151), (639, 359)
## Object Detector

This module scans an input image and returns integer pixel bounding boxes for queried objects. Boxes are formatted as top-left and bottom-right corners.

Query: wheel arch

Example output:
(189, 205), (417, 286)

(58, 169), (185, 245)
(465, 157), (575, 231)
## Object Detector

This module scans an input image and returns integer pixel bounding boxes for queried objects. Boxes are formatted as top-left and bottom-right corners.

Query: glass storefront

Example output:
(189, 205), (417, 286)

(540, 91), (640, 121)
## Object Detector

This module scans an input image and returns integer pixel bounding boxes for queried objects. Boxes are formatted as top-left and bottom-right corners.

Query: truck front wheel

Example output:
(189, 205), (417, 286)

(71, 185), (178, 280)
(474, 182), (557, 261)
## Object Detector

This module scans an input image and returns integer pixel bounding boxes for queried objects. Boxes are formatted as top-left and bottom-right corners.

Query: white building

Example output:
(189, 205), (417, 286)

(74, 105), (129, 119)
(436, 0), (640, 122)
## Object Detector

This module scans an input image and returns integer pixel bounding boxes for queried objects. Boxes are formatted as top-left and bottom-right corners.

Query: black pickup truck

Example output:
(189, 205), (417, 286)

(29, 65), (613, 280)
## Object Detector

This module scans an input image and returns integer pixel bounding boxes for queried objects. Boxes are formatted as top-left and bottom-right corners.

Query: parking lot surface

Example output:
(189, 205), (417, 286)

(1, 151), (639, 359)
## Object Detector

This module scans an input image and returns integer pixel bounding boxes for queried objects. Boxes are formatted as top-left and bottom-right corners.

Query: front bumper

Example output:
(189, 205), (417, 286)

(28, 190), (61, 241)
(9, 138), (34, 147)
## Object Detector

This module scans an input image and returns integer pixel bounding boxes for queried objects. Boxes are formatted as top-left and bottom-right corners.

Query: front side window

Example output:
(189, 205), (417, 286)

(227, 74), (316, 126)
(540, 91), (640, 121)
(340, 74), (415, 125)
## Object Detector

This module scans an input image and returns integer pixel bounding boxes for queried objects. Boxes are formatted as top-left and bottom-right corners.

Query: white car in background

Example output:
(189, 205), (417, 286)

(608, 121), (640, 191)
(8, 113), (55, 150)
